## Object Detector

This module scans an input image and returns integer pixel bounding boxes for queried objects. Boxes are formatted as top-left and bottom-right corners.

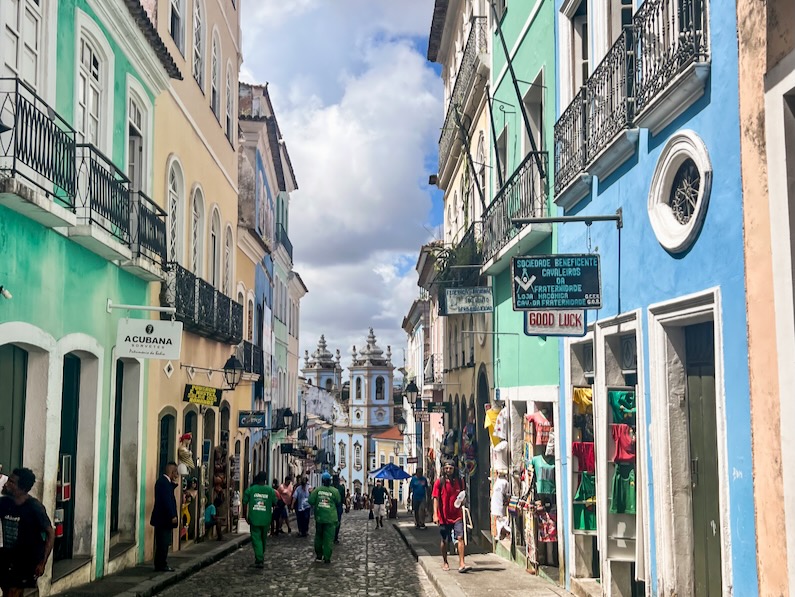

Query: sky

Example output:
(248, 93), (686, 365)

(240, 0), (443, 377)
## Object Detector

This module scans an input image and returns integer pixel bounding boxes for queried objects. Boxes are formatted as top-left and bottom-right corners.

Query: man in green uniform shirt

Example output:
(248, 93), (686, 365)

(308, 471), (341, 564)
(243, 472), (278, 568)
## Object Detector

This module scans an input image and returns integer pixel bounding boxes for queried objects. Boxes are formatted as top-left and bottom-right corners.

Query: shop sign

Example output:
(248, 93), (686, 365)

(444, 287), (493, 315)
(407, 457), (418, 464)
(280, 443), (294, 454)
(183, 384), (222, 407)
(512, 254), (601, 310)
(230, 455), (240, 482)
(428, 402), (451, 414)
(524, 310), (587, 337)
(116, 318), (182, 360)
(238, 410), (268, 428)
(415, 411), (430, 422)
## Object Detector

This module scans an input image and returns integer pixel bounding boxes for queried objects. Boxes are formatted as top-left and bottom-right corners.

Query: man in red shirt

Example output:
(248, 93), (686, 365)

(432, 460), (471, 573)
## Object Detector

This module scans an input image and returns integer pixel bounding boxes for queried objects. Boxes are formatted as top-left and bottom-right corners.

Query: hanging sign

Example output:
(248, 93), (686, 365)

(407, 457), (418, 464)
(116, 318), (182, 360)
(183, 384), (222, 407)
(238, 411), (268, 428)
(524, 310), (587, 337)
(230, 455), (241, 482)
(512, 254), (601, 310)
(428, 402), (451, 414)
(444, 287), (493, 315)
(415, 411), (430, 422)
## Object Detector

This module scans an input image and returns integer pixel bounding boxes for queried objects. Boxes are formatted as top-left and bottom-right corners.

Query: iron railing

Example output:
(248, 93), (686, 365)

(585, 29), (634, 164)
(554, 88), (587, 194)
(633, 0), (708, 116)
(276, 223), (293, 261)
(75, 143), (131, 243)
(241, 340), (264, 376)
(438, 16), (488, 173)
(483, 151), (547, 262)
(161, 262), (243, 343)
(0, 77), (76, 208)
(131, 190), (167, 265)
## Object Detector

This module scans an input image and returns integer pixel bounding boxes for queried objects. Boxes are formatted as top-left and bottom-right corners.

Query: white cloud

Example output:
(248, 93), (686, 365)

(241, 1), (441, 370)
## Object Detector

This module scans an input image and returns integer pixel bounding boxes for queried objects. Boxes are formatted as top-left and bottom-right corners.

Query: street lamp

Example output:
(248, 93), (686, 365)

(405, 379), (419, 403)
(282, 407), (294, 430)
(223, 355), (244, 390)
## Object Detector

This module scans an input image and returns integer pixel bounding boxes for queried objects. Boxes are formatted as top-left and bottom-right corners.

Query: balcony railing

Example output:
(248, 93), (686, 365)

(130, 190), (167, 265)
(276, 223), (293, 261)
(585, 28), (633, 164)
(483, 151), (547, 262)
(161, 262), (244, 344)
(241, 340), (264, 376)
(438, 16), (488, 173)
(0, 77), (76, 208)
(75, 143), (131, 243)
(554, 88), (587, 195)
(633, 0), (707, 115)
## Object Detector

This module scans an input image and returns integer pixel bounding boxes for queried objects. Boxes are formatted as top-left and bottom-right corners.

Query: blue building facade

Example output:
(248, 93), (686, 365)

(551, 1), (756, 596)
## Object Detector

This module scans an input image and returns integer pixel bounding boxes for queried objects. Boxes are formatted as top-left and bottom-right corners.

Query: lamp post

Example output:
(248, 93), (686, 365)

(223, 355), (244, 390)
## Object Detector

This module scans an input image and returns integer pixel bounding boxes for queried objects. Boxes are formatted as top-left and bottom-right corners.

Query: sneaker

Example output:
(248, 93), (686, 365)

(323, 559), (331, 564)
(315, 555), (323, 561)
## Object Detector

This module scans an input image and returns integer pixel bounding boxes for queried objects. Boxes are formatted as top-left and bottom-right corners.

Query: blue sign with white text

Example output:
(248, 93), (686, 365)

(512, 254), (602, 310)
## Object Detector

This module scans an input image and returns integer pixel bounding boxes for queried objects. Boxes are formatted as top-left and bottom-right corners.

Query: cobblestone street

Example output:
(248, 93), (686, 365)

(159, 510), (437, 596)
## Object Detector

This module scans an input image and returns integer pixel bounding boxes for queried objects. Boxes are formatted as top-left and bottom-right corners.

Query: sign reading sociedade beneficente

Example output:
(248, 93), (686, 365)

(512, 254), (602, 310)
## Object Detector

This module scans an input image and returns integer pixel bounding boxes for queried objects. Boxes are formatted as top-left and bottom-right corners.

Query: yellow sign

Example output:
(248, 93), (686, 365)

(183, 384), (222, 407)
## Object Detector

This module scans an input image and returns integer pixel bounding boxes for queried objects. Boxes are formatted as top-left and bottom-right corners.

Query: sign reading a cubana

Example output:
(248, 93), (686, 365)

(512, 254), (602, 310)
(183, 384), (222, 407)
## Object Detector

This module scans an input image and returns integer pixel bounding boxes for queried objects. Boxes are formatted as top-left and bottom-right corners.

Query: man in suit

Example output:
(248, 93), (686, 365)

(150, 462), (179, 572)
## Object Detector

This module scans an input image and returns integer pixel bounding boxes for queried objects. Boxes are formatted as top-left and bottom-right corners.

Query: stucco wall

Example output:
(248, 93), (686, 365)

(768, 0), (795, 70)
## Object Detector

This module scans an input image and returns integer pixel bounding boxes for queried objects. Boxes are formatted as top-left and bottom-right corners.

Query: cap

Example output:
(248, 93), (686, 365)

(321, 472), (332, 481)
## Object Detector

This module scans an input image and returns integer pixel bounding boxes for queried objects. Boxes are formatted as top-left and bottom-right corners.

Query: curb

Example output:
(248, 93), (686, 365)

(392, 523), (461, 597)
(117, 534), (251, 597)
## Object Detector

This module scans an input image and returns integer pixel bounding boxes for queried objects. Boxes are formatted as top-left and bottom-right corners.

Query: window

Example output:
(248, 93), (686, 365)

(3, 0), (42, 90)
(339, 442), (346, 469)
(127, 95), (144, 191)
(210, 35), (220, 118)
(167, 162), (184, 262)
(247, 298), (254, 341)
(571, 1), (589, 91)
(225, 67), (234, 141)
(191, 189), (205, 275)
(476, 133), (486, 201)
(609, 0), (633, 45)
(77, 37), (102, 145)
(375, 377), (384, 401)
(192, 0), (204, 88)
(522, 72), (544, 156)
(380, 454), (386, 466)
(389, 455), (395, 465)
(493, 0), (507, 21)
(169, 0), (184, 54)
(356, 378), (362, 401)
(354, 443), (362, 470)
(209, 210), (220, 287)
(223, 227), (232, 294)
(496, 126), (508, 187)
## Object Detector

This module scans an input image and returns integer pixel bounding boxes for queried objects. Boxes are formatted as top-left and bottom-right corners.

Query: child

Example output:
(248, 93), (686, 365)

(204, 493), (217, 539)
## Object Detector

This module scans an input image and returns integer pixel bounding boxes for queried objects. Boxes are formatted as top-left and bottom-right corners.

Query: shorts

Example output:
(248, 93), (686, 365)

(0, 551), (39, 589)
(373, 503), (386, 517)
(439, 519), (464, 542)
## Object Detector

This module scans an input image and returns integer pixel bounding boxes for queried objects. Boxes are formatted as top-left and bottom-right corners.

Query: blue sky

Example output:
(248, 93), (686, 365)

(241, 0), (444, 361)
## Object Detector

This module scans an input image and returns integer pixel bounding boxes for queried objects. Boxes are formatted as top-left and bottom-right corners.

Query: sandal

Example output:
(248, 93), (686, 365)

(458, 565), (472, 573)
(442, 563), (450, 571)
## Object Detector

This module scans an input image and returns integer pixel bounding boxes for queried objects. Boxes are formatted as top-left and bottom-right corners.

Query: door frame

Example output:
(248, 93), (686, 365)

(647, 288), (731, 596)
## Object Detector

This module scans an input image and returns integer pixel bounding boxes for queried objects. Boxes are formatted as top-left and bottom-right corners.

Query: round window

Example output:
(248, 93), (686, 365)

(647, 131), (712, 253)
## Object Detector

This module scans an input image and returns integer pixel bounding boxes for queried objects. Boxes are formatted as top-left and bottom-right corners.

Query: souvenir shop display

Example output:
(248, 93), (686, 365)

(571, 386), (596, 533)
(606, 387), (638, 560)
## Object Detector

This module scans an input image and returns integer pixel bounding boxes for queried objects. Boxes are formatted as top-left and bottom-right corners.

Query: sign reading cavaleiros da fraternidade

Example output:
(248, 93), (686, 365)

(512, 254), (602, 310)
(116, 318), (183, 360)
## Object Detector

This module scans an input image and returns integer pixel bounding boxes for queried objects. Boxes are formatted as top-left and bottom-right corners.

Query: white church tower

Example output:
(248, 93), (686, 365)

(302, 335), (343, 391)
(348, 328), (395, 430)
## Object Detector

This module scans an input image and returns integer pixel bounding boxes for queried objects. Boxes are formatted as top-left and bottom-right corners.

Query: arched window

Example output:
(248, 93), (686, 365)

(354, 442), (362, 470)
(355, 378), (362, 401)
(191, 188), (205, 275)
(210, 34), (220, 117)
(169, 0), (185, 53)
(209, 210), (221, 287)
(192, 0), (204, 88)
(77, 37), (103, 145)
(157, 412), (176, 475)
(167, 161), (184, 263)
(225, 66), (234, 140)
(223, 227), (233, 294)
(468, 314), (475, 364)
(375, 377), (384, 401)
(247, 298), (254, 341)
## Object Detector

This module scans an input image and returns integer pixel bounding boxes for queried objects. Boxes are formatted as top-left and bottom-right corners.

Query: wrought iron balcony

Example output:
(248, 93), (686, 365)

(633, 0), (708, 118)
(161, 262), (244, 344)
(554, 88), (587, 195)
(438, 16), (488, 175)
(241, 340), (264, 376)
(276, 223), (293, 261)
(130, 190), (167, 265)
(585, 29), (633, 165)
(483, 151), (547, 263)
(75, 143), (131, 243)
(0, 77), (76, 209)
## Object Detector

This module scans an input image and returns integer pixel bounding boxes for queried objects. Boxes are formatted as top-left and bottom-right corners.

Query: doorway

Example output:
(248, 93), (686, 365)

(0, 344), (27, 475)
(685, 322), (722, 597)
(55, 354), (81, 562)
(475, 367), (491, 539)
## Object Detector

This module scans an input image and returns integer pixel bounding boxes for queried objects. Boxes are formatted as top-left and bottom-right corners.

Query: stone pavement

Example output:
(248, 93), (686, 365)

(156, 509), (437, 596)
(392, 519), (575, 597)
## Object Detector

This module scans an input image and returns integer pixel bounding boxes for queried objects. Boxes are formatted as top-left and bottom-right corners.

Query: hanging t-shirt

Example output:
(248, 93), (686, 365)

(609, 463), (636, 515)
(573, 471), (597, 531)
(531, 455), (556, 495)
(572, 387), (593, 411)
(485, 408), (500, 446)
(536, 510), (557, 542)
(490, 477), (510, 517)
(527, 411), (551, 446)
(573, 413), (595, 442)
(572, 441), (595, 472)
(611, 424), (636, 463)
(608, 390), (636, 425)
(242, 483), (278, 527)
(493, 408), (508, 441)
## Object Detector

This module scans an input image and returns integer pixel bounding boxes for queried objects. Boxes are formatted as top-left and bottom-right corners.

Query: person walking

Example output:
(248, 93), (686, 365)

(270, 478), (283, 536)
(277, 476), (294, 534)
(432, 460), (471, 573)
(212, 482), (226, 541)
(243, 472), (278, 568)
(308, 472), (341, 564)
(293, 476), (311, 537)
(150, 462), (179, 572)
(409, 467), (429, 529)
(0, 468), (55, 597)
(370, 480), (388, 528)
(331, 474), (345, 544)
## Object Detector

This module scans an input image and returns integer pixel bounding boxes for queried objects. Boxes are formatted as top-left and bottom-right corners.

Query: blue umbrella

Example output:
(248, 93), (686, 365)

(369, 462), (411, 481)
